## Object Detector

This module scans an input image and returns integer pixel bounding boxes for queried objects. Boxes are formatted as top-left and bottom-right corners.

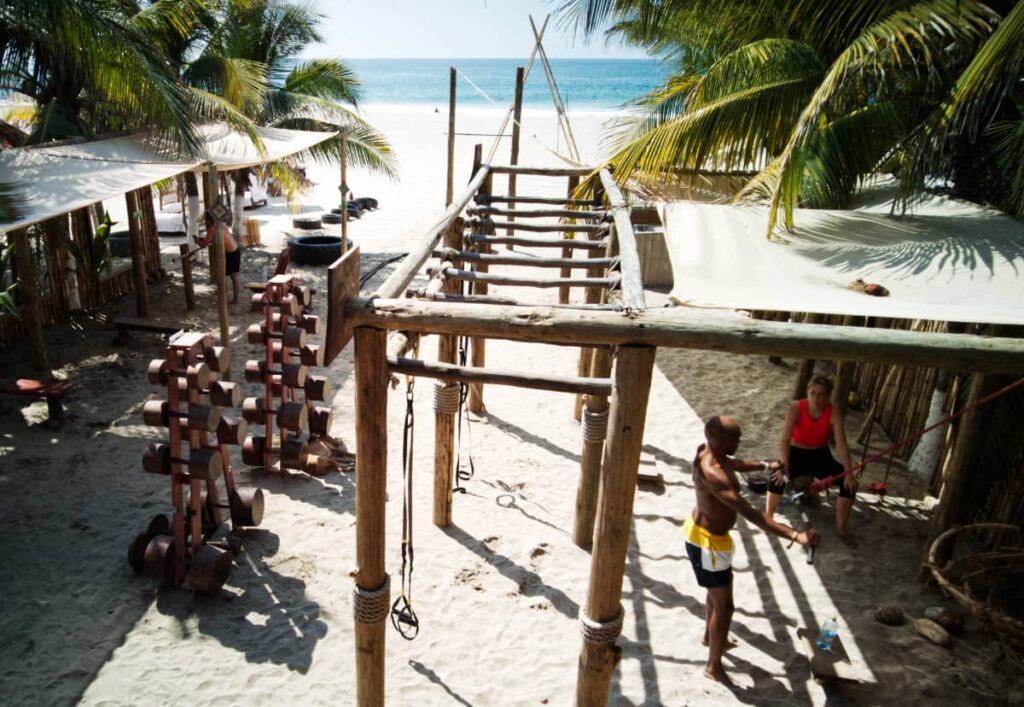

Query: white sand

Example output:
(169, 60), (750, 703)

(0, 106), (1020, 706)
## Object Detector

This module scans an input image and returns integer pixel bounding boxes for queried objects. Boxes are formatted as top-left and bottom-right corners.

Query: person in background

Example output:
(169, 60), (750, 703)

(766, 375), (857, 547)
(688, 415), (818, 683)
(197, 210), (240, 305)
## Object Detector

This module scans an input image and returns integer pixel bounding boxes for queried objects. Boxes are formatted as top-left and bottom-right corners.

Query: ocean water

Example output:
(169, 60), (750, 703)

(346, 58), (667, 113)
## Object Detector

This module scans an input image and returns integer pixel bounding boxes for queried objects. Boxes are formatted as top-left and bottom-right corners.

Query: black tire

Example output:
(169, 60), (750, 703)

(345, 203), (362, 220)
(292, 216), (322, 230)
(109, 230), (132, 257)
(321, 212), (342, 225)
(353, 197), (378, 210)
(330, 208), (343, 215)
(288, 235), (349, 265)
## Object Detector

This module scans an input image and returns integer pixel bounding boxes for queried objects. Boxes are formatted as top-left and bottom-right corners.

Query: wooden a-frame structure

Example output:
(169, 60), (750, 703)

(324, 157), (1024, 705)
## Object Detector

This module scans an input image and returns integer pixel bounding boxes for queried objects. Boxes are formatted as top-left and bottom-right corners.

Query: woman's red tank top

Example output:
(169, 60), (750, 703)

(791, 399), (831, 447)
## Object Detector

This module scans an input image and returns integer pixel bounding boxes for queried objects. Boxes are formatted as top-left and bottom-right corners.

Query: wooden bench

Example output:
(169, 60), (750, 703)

(0, 379), (72, 422)
(111, 316), (186, 345)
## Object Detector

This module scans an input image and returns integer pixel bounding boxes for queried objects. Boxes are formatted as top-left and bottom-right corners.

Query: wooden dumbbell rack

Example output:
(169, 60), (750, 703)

(243, 275), (333, 475)
(128, 332), (264, 593)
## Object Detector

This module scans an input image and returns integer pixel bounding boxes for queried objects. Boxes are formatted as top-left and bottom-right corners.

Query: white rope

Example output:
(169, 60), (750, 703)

(579, 606), (624, 645)
(582, 407), (609, 443)
(432, 382), (461, 415)
(352, 574), (391, 624)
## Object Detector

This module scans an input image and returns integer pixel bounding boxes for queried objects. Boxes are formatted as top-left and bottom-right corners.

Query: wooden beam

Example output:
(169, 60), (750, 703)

(203, 165), (230, 352)
(488, 164), (594, 177)
(344, 298), (1024, 373)
(354, 327), (389, 707)
(445, 66), (457, 207)
(598, 169), (645, 312)
(414, 291), (618, 311)
(375, 165), (490, 299)
(436, 248), (615, 270)
(179, 243), (195, 310)
(10, 228), (49, 371)
(508, 66), (524, 239)
(434, 221), (462, 527)
(469, 206), (609, 221)
(389, 357), (612, 396)
(474, 220), (607, 234)
(577, 345), (656, 704)
(573, 346), (613, 549)
(125, 190), (149, 317)
(431, 267), (619, 290)
(468, 234), (607, 250)
(486, 196), (599, 207)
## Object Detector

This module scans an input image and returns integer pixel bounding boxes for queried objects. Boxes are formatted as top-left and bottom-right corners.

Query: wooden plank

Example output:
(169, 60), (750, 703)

(598, 169), (646, 312)
(468, 206), (609, 221)
(388, 357), (613, 396)
(485, 196), (600, 207)
(415, 292), (618, 310)
(344, 297), (1024, 373)
(433, 268), (619, 290)
(324, 245), (361, 365)
(436, 248), (615, 270)
(488, 164), (594, 177)
(468, 234), (607, 250)
(476, 220), (608, 234)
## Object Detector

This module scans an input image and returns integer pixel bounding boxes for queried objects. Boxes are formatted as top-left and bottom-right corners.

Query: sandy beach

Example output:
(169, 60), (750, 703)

(0, 105), (1021, 706)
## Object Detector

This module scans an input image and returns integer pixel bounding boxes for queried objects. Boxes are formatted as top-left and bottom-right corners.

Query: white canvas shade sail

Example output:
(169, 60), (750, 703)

(663, 199), (1024, 326)
(0, 124), (336, 233)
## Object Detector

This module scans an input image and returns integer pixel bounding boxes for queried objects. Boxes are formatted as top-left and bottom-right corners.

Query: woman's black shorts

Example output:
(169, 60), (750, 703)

(769, 445), (855, 498)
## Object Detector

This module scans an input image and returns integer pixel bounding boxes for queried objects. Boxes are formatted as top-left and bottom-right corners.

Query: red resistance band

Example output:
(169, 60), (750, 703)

(810, 377), (1024, 493)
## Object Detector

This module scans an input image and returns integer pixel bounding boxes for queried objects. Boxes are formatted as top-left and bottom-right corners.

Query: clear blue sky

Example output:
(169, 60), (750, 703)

(308, 0), (647, 59)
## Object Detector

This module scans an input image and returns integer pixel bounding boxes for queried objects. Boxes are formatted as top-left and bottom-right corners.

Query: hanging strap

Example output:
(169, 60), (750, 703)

(453, 333), (476, 493)
(391, 380), (419, 640)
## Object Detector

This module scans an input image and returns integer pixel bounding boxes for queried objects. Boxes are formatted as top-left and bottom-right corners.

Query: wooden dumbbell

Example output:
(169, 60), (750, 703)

(142, 400), (220, 431)
(250, 291), (301, 317)
(292, 284), (312, 306)
(143, 534), (176, 587)
(309, 405), (333, 436)
(297, 314), (321, 336)
(241, 435), (308, 469)
(215, 416), (247, 445)
(127, 513), (171, 575)
(240, 397), (307, 431)
(186, 543), (233, 595)
(147, 360), (210, 389)
(270, 341), (324, 367)
(229, 487), (264, 527)
(203, 345), (230, 372)
(168, 379), (240, 407)
(244, 360), (307, 388)
(304, 375), (331, 402)
(247, 323), (306, 348)
(142, 443), (223, 481)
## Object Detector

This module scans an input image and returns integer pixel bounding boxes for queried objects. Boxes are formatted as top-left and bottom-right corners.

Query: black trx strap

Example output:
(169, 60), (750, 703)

(453, 333), (475, 493)
(391, 380), (419, 640)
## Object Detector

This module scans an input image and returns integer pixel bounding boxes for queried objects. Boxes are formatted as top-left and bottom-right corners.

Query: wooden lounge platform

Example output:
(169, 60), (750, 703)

(111, 316), (186, 345)
(0, 378), (72, 422)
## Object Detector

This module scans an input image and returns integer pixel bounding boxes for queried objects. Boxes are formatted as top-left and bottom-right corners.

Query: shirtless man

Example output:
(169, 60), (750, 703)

(197, 211), (241, 304)
(687, 415), (819, 683)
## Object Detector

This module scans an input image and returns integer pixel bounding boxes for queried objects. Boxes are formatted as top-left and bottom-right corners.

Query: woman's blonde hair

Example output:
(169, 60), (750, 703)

(807, 375), (834, 396)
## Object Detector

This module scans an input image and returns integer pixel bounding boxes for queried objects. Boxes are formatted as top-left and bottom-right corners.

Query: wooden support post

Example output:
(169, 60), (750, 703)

(354, 326), (389, 707)
(469, 164), (490, 414)
(125, 190), (149, 317)
(560, 175), (579, 306)
(792, 313), (825, 398)
(434, 220), (463, 527)
(446, 67), (457, 206)
(180, 243), (195, 310)
(204, 165), (230, 351)
(576, 345), (656, 705)
(507, 66), (524, 242)
(10, 228), (49, 371)
(573, 346), (614, 548)
(340, 134), (349, 254)
(832, 315), (857, 417)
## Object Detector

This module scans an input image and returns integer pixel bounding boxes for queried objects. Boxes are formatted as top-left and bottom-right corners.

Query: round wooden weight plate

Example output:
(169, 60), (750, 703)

(143, 535), (177, 587)
(187, 544), (233, 595)
(231, 487), (265, 527)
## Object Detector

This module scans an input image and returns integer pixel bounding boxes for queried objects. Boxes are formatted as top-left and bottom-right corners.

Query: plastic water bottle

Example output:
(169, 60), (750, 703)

(816, 617), (839, 651)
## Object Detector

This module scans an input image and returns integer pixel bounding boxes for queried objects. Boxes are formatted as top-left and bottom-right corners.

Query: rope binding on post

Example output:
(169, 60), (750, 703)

(582, 407), (609, 443)
(433, 382), (460, 415)
(352, 574), (391, 624)
(579, 606), (624, 646)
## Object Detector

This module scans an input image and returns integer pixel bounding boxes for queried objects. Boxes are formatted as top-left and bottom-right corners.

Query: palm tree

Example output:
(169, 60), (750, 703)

(557, 0), (1023, 232)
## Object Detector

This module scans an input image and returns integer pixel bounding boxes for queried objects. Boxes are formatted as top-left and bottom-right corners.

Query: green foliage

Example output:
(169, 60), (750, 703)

(559, 0), (1024, 234)
(0, 239), (19, 318)
(64, 213), (112, 295)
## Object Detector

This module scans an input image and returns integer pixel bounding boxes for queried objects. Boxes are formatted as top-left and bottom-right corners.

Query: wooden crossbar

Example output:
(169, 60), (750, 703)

(468, 206), (609, 221)
(430, 268), (619, 290)
(414, 292), (619, 310)
(468, 235), (608, 250)
(436, 248), (615, 270)
(388, 357), (613, 396)
(484, 196), (600, 207)
(473, 220), (608, 234)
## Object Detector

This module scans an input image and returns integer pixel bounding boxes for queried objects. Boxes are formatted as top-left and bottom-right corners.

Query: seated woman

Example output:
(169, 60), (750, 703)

(766, 375), (858, 547)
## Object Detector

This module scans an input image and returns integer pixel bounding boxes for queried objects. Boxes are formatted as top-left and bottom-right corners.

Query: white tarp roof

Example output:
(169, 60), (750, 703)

(663, 194), (1024, 326)
(0, 124), (336, 233)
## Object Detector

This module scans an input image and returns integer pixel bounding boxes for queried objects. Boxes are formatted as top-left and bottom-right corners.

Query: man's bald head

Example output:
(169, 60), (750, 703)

(705, 415), (741, 456)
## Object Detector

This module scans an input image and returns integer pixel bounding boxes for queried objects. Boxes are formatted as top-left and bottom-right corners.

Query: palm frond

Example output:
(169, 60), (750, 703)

(282, 59), (361, 105)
